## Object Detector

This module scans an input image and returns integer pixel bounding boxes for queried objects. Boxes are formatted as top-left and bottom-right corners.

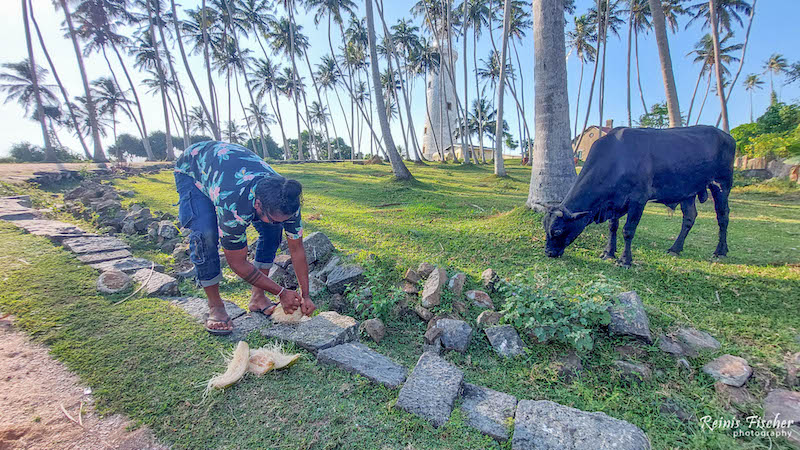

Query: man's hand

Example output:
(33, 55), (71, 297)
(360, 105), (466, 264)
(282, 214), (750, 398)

(278, 288), (303, 314)
(300, 293), (316, 316)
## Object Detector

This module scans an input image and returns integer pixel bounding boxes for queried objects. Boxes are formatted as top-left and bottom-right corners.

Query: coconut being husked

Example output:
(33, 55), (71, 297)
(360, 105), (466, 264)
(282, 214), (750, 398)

(270, 305), (312, 324)
(206, 341), (250, 390)
(248, 342), (302, 373)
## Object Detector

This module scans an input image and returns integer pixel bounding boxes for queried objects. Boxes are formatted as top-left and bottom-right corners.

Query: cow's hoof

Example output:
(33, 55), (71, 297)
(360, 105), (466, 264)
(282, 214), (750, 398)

(600, 251), (616, 260)
(712, 252), (727, 259)
(616, 259), (632, 269)
(667, 250), (680, 257)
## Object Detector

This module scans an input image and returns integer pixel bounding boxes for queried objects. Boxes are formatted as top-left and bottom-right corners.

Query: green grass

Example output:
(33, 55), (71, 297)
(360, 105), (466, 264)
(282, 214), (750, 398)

(1, 161), (799, 449)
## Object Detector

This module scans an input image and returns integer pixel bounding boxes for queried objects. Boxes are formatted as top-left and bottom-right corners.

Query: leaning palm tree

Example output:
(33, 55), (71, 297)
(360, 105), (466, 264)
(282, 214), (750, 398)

(131, 29), (173, 159)
(590, 0), (624, 138)
(762, 53), (787, 97)
(686, 33), (741, 124)
(648, 0), (681, 127)
(56, 0), (107, 161)
(365, 0), (412, 180)
(492, 0), (512, 176)
(250, 57), (290, 160)
(527, 0), (576, 210)
(567, 15), (596, 140)
(0, 59), (58, 158)
(188, 105), (211, 135)
(91, 77), (132, 147)
(709, 0), (729, 132)
(743, 74), (763, 122)
(21, 0), (55, 161)
(624, 0), (649, 126)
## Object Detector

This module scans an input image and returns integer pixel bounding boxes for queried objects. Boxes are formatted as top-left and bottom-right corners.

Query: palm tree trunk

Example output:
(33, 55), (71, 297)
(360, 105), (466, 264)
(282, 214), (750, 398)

(685, 69), (704, 125)
(512, 39), (531, 157)
(111, 44), (154, 160)
(598, 0), (610, 137)
(155, 17), (190, 149)
(696, 73), (712, 125)
(287, 4), (304, 161)
(527, 0), (576, 210)
(709, 0), (729, 132)
(493, 0), (512, 176)
(717, 0), (757, 127)
(201, 0), (221, 139)
(626, 8), (633, 126)
(365, 0), (412, 179)
(573, 10), (602, 152)
(574, 60), (584, 140)
(145, 3), (173, 159)
(23, 0), (54, 161)
(101, 48), (144, 145)
(634, 29), (647, 112)
(271, 89), (290, 159)
(60, 0), (106, 162)
(648, 0), (681, 127)
(28, 1), (91, 159)
(303, 52), (332, 159)
(474, 30), (485, 163)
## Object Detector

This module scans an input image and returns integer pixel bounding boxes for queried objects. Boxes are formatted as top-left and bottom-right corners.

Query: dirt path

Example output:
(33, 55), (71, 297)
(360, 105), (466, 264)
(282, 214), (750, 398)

(0, 162), (170, 184)
(0, 315), (165, 450)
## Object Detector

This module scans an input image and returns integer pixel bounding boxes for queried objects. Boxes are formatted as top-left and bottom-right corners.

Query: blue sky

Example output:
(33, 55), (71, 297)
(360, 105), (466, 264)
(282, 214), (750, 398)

(1, 0), (798, 157)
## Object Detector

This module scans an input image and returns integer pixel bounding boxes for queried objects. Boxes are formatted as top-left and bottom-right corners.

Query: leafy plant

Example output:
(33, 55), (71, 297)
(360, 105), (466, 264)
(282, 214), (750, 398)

(498, 268), (620, 352)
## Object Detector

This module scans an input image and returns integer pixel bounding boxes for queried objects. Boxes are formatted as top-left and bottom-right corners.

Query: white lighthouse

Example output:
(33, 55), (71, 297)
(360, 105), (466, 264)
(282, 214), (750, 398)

(422, 40), (459, 161)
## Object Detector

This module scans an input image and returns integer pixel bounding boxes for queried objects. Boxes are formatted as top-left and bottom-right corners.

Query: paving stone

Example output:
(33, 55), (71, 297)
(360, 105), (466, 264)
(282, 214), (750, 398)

(485, 325), (525, 357)
(13, 219), (87, 242)
(460, 383), (517, 441)
(326, 264), (365, 294)
(262, 311), (358, 353)
(226, 312), (272, 341)
(317, 342), (407, 389)
(62, 236), (130, 254)
(132, 269), (179, 296)
(77, 249), (133, 264)
(96, 270), (132, 294)
(302, 231), (335, 264)
(512, 400), (650, 450)
(90, 257), (164, 274)
(703, 354), (752, 387)
(447, 272), (466, 298)
(435, 318), (473, 353)
(167, 296), (246, 323)
(608, 291), (652, 344)
(420, 267), (447, 308)
(0, 199), (39, 221)
(614, 360), (652, 382)
(476, 310), (503, 328)
(466, 290), (494, 309)
(396, 352), (464, 427)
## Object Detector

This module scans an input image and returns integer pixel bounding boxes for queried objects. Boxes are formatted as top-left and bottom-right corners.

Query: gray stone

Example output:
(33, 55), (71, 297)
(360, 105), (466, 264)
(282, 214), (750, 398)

(62, 236), (130, 254)
(328, 294), (347, 313)
(417, 262), (435, 278)
(396, 352), (464, 427)
(268, 265), (295, 288)
(420, 267), (447, 308)
(485, 325), (525, 357)
(785, 352), (800, 387)
(226, 312), (271, 341)
(96, 270), (132, 294)
(308, 276), (326, 297)
(90, 257), (164, 274)
(675, 328), (721, 353)
(404, 268), (421, 284)
(262, 311), (358, 353)
(424, 326), (443, 345)
(166, 297), (246, 323)
(446, 272), (466, 298)
(157, 220), (179, 239)
(608, 291), (652, 344)
(132, 269), (179, 296)
(423, 337), (442, 355)
(401, 280), (419, 294)
(273, 254), (292, 269)
(658, 334), (692, 356)
(316, 255), (341, 282)
(77, 249), (132, 264)
(317, 342), (407, 389)
(466, 290), (494, 309)
(763, 389), (800, 441)
(512, 400), (651, 450)
(361, 318), (386, 343)
(302, 231), (335, 264)
(326, 265), (365, 294)
(414, 305), (433, 322)
(121, 220), (136, 235)
(453, 300), (467, 315)
(476, 310), (502, 328)
(614, 360), (652, 382)
(714, 382), (755, 406)
(703, 354), (752, 387)
(659, 399), (693, 422)
(13, 219), (86, 242)
(460, 383), (517, 441)
(435, 318), (473, 353)
(481, 268), (499, 292)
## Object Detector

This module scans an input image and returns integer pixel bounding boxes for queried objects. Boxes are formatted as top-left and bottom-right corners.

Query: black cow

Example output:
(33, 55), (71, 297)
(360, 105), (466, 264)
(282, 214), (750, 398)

(543, 125), (735, 267)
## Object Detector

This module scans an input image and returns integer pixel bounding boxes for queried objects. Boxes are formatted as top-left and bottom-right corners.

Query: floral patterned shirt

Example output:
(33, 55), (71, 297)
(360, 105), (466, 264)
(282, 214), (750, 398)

(174, 141), (303, 250)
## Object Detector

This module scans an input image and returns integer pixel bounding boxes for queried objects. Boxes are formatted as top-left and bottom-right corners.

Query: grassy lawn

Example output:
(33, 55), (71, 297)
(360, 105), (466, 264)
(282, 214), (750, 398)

(1, 161), (798, 449)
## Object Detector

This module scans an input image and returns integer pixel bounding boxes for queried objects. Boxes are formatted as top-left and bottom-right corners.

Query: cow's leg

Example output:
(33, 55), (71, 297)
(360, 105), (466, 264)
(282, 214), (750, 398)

(600, 217), (619, 260)
(618, 203), (645, 268)
(710, 184), (730, 257)
(667, 198), (697, 256)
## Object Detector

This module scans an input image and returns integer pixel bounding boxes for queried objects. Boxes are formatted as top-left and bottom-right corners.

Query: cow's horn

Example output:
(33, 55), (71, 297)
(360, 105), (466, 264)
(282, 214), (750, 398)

(552, 209), (564, 217)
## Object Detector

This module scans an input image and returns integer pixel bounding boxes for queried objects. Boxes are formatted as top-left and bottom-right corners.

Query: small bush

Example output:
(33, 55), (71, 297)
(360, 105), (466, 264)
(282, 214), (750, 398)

(498, 268), (620, 352)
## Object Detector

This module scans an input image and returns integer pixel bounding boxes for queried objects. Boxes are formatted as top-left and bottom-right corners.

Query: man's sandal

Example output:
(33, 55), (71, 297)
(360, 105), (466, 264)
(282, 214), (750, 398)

(203, 314), (233, 336)
(249, 302), (278, 316)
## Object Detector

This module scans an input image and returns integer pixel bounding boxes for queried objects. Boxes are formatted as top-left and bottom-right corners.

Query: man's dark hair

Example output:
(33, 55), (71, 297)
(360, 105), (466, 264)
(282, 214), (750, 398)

(254, 176), (302, 216)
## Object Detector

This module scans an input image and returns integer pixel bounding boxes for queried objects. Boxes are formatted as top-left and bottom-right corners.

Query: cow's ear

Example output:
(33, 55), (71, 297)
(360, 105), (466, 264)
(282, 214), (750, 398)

(552, 209), (564, 218)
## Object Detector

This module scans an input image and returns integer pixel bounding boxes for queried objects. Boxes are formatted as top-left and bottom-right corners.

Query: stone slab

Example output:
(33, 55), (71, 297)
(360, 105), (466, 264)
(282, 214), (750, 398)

(702, 354), (752, 387)
(90, 257), (164, 274)
(608, 291), (652, 344)
(460, 383), (517, 441)
(132, 269), (179, 296)
(12, 219), (87, 242)
(226, 312), (272, 342)
(485, 325), (525, 357)
(261, 311), (358, 353)
(435, 319), (473, 353)
(63, 236), (130, 254)
(166, 296), (246, 322)
(396, 352), (464, 428)
(326, 265), (365, 294)
(317, 342), (407, 388)
(512, 400), (651, 450)
(77, 249), (133, 264)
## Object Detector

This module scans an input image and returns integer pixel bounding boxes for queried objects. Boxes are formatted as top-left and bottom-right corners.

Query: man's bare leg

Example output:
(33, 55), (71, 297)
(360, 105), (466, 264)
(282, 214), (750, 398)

(204, 284), (232, 331)
(249, 268), (277, 314)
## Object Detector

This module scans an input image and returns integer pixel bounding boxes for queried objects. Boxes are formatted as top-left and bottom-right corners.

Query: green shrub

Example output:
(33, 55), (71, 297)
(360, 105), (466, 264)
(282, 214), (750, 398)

(498, 268), (620, 352)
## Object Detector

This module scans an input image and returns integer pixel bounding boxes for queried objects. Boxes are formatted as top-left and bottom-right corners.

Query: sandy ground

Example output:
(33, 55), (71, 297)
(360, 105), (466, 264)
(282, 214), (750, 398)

(0, 315), (166, 450)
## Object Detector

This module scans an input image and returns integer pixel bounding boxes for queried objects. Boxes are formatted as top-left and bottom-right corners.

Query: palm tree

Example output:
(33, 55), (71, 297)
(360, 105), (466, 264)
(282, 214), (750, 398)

(686, 33), (741, 124)
(223, 120), (247, 144)
(316, 54), (348, 159)
(527, 0), (576, 210)
(708, 0), (729, 132)
(188, 105), (211, 135)
(1, 59), (58, 159)
(590, 0), (623, 138)
(567, 15), (596, 140)
(57, 0), (107, 161)
(743, 74), (763, 122)
(648, 0), (681, 127)
(624, 0), (649, 126)
(492, 0), (512, 176)
(21, 0), (55, 161)
(250, 57), (290, 159)
(131, 29), (173, 159)
(91, 77), (131, 147)
(366, 0), (412, 180)
(763, 53), (787, 97)
(717, 0), (755, 128)
(686, 0), (752, 34)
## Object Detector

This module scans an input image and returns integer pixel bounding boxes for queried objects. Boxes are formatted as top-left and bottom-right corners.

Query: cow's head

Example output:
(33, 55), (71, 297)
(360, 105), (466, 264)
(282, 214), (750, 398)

(543, 206), (592, 258)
